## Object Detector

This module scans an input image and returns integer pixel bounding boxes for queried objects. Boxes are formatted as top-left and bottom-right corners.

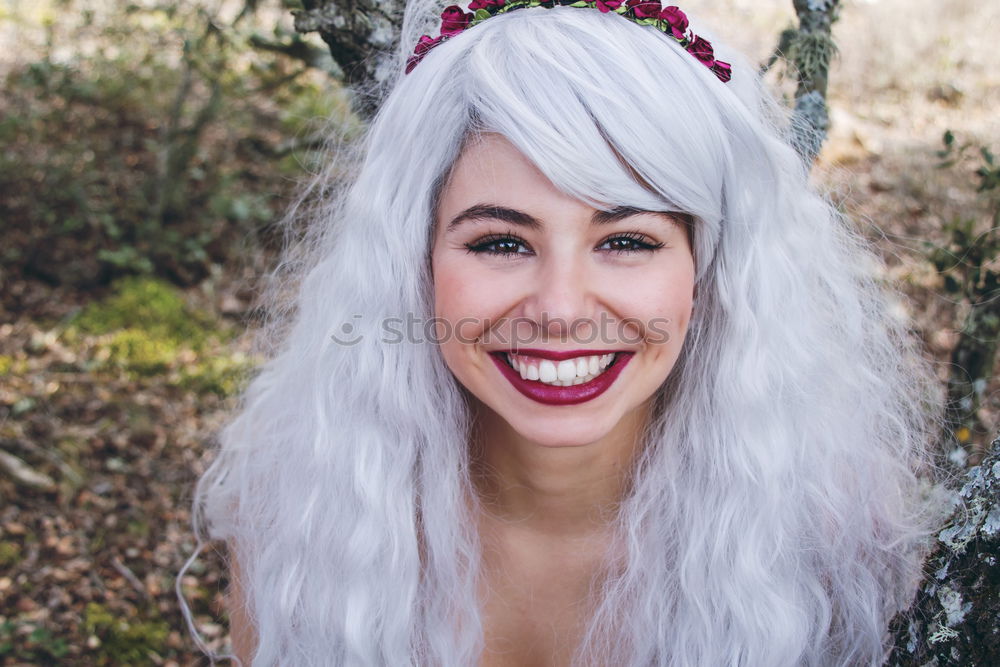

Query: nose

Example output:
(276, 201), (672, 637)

(520, 251), (597, 341)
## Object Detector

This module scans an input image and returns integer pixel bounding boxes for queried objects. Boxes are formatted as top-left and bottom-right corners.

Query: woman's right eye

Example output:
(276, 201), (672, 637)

(464, 234), (532, 256)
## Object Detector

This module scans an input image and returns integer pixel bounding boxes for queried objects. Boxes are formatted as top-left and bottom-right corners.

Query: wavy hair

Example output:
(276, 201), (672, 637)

(189, 3), (939, 665)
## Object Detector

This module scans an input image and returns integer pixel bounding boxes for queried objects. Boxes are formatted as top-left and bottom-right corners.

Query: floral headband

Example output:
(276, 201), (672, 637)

(405, 0), (732, 83)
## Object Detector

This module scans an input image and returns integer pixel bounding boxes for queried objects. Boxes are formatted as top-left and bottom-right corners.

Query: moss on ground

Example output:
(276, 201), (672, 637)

(66, 276), (253, 394)
(0, 541), (22, 567)
(72, 276), (216, 344)
(83, 603), (170, 665)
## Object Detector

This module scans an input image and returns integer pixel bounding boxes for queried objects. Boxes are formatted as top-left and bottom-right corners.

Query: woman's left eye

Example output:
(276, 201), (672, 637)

(597, 232), (664, 254)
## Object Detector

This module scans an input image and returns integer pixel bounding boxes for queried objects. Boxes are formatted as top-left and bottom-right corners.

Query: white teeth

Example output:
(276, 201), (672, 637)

(539, 359), (558, 383)
(503, 352), (621, 387)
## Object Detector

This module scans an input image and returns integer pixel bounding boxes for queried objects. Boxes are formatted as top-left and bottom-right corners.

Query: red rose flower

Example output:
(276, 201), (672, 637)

(440, 5), (473, 36)
(659, 5), (688, 38)
(406, 34), (444, 73)
(626, 0), (662, 19)
(685, 35), (715, 65)
(711, 60), (732, 83)
(404, 0), (734, 82)
(413, 34), (443, 57)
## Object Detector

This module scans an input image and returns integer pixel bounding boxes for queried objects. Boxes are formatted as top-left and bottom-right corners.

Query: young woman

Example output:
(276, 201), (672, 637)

(190, 1), (938, 664)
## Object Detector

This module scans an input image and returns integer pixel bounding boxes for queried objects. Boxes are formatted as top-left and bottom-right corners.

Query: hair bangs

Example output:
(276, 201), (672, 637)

(450, 7), (731, 225)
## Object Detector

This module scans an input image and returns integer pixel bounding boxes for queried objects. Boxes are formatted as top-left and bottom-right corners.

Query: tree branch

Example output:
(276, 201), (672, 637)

(292, 0), (406, 118)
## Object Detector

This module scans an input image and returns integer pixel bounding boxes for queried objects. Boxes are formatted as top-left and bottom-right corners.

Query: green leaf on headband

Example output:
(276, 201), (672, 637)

(474, 8), (490, 21)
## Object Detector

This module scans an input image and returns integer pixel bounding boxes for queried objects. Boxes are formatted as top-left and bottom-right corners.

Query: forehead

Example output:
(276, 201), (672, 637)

(440, 133), (562, 200)
(436, 132), (604, 228)
(434, 132), (692, 244)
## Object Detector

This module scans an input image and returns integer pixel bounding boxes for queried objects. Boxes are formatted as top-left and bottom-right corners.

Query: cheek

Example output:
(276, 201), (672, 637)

(662, 279), (695, 330)
(432, 255), (499, 326)
(432, 267), (476, 387)
(432, 269), (465, 320)
(431, 245), (465, 317)
(431, 252), (506, 381)
(621, 266), (695, 349)
(432, 244), (527, 323)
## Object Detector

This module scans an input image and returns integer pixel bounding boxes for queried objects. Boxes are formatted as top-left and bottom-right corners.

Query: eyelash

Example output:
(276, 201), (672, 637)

(464, 231), (665, 256)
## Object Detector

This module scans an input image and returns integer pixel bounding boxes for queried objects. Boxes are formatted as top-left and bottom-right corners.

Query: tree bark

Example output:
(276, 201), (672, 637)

(788, 0), (839, 162)
(887, 434), (1000, 666)
(292, 0), (406, 118)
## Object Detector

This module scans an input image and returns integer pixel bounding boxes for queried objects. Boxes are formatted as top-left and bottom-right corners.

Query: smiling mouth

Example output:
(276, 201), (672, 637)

(498, 351), (620, 386)
(488, 349), (633, 406)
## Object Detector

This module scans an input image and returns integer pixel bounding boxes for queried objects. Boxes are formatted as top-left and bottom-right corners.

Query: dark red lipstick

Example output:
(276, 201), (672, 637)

(489, 350), (634, 406)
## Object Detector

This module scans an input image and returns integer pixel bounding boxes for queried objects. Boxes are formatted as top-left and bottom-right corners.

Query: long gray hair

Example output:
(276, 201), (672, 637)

(189, 3), (938, 664)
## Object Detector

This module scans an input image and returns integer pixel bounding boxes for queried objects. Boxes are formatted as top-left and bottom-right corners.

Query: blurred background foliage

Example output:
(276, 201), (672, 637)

(0, 0), (355, 288)
(0, 0), (361, 662)
(0, 0), (997, 663)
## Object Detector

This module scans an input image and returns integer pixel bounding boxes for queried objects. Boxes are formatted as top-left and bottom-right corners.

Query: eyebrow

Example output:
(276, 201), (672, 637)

(445, 204), (664, 231)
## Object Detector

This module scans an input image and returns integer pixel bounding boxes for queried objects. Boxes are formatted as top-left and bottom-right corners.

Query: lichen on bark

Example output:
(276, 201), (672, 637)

(887, 435), (1000, 666)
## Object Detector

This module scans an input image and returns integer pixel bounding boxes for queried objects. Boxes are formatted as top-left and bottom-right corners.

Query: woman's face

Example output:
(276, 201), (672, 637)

(431, 133), (695, 448)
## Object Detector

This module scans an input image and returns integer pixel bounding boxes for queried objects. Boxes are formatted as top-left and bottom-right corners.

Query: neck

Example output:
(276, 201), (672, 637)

(470, 401), (651, 539)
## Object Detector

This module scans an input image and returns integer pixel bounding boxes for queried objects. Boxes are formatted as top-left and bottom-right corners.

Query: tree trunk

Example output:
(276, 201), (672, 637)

(292, 0), (406, 118)
(887, 434), (1000, 666)
(787, 0), (839, 162)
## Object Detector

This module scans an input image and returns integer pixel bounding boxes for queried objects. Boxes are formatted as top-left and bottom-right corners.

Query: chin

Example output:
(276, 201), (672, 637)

(493, 404), (625, 449)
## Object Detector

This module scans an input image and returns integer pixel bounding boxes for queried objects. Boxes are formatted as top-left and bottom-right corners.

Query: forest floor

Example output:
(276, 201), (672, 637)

(1, 0), (998, 664)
